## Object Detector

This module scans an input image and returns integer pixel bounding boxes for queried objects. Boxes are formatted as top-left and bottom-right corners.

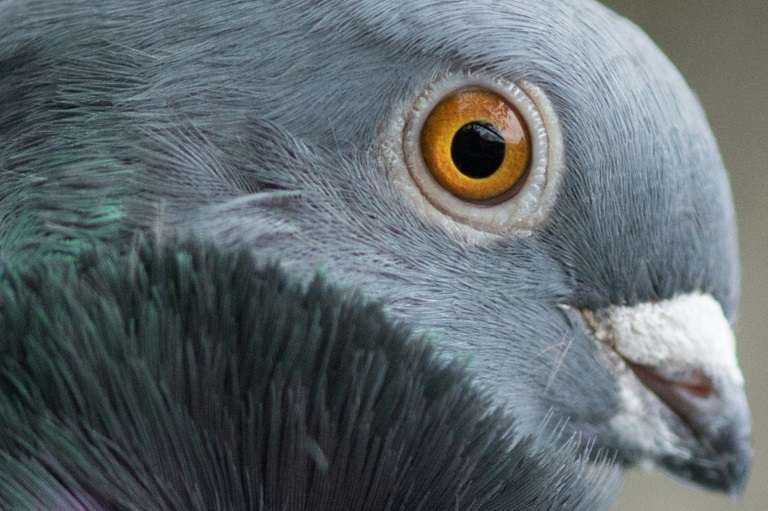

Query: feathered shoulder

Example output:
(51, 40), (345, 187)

(0, 239), (616, 510)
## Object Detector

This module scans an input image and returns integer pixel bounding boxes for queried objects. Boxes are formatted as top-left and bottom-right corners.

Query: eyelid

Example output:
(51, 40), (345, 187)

(384, 72), (564, 241)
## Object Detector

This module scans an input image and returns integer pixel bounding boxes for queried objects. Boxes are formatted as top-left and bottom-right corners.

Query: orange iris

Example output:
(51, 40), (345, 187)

(420, 88), (531, 202)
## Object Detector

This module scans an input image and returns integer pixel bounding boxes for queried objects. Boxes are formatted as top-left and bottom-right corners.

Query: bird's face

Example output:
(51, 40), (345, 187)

(131, 0), (750, 494)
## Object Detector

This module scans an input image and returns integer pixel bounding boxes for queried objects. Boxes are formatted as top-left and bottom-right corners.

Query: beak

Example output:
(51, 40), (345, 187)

(629, 362), (751, 493)
(581, 293), (752, 494)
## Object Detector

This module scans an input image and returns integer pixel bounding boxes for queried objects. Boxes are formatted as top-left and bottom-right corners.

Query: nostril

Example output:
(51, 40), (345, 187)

(680, 377), (715, 399)
(630, 364), (715, 399)
(625, 362), (719, 437)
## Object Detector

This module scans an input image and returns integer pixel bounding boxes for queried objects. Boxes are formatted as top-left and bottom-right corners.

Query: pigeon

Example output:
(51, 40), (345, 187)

(0, 0), (751, 505)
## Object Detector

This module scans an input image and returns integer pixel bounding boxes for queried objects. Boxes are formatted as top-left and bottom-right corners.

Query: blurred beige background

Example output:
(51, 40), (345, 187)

(599, 1), (767, 509)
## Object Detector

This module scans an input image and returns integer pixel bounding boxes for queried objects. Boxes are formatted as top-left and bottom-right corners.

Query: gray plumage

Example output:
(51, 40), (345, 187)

(0, 238), (617, 510)
(0, 0), (749, 505)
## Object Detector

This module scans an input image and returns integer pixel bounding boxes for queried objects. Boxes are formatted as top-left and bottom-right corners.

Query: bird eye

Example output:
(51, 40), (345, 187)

(389, 73), (564, 238)
(420, 88), (531, 203)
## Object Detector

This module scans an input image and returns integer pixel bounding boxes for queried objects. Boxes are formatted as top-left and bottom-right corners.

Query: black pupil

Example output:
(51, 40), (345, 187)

(450, 122), (506, 179)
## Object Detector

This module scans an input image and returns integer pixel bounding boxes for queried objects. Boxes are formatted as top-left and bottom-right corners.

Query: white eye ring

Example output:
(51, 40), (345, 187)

(381, 72), (565, 241)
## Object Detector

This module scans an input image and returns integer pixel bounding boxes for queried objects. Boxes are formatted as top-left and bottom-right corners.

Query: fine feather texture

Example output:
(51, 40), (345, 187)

(0, 0), (744, 497)
(0, 239), (618, 510)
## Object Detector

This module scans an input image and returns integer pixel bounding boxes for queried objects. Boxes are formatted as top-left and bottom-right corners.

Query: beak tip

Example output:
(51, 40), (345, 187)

(658, 377), (753, 496)
(663, 422), (753, 496)
(720, 441), (752, 498)
(695, 449), (751, 497)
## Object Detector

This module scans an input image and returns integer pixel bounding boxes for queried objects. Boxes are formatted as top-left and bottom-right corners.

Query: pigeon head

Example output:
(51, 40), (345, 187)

(0, 0), (750, 496)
